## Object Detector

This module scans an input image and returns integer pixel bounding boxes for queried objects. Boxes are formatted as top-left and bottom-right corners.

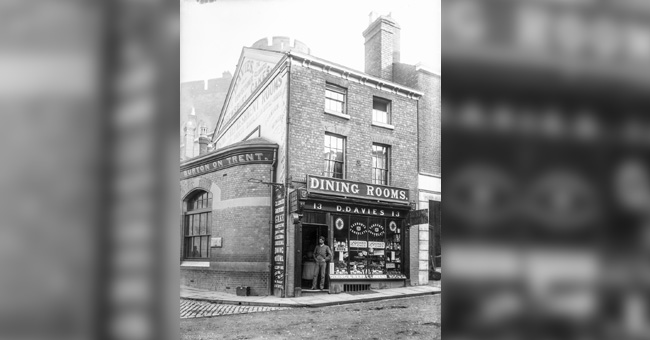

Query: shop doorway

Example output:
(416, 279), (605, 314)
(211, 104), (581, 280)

(301, 224), (328, 290)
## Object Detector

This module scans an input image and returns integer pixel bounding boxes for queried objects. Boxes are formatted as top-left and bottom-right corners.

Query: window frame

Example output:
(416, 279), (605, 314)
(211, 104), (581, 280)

(183, 190), (212, 260)
(372, 97), (392, 125)
(324, 83), (349, 118)
(323, 133), (346, 179)
(332, 215), (405, 278)
(371, 143), (391, 185)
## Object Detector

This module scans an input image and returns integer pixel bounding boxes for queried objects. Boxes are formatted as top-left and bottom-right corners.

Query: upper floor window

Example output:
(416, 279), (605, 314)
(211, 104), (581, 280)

(372, 144), (390, 185)
(183, 190), (212, 259)
(372, 97), (391, 125)
(324, 133), (345, 179)
(325, 83), (347, 115)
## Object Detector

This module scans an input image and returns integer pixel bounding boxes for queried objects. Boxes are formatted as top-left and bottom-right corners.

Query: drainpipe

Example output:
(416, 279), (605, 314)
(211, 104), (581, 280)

(268, 148), (277, 296)
(284, 56), (292, 298)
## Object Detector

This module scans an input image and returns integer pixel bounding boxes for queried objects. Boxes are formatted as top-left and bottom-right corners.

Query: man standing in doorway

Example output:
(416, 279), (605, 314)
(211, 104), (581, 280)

(312, 236), (332, 290)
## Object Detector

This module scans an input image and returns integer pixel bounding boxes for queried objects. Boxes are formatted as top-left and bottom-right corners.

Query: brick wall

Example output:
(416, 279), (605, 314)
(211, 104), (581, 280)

(287, 65), (419, 194)
(392, 63), (442, 176)
(286, 65), (419, 292)
(179, 162), (274, 295)
(417, 71), (441, 175)
(180, 270), (269, 296)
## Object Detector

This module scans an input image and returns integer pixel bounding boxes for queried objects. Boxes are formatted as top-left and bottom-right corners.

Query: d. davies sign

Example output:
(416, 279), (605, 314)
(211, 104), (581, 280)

(181, 150), (275, 179)
(307, 175), (409, 204)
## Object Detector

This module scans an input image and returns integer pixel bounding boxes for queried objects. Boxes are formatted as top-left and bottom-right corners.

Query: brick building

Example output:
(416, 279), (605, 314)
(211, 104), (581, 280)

(179, 13), (441, 297)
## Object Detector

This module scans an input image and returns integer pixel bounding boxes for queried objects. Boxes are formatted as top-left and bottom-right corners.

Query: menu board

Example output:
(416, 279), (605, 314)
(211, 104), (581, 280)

(272, 187), (286, 296)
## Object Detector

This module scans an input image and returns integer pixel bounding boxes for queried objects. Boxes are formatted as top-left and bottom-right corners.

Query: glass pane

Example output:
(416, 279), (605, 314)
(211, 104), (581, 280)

(199, 214), (205, 234)
(192, 237), (201, 257)
(368, 218), (387, 274)
(333, 215), (349, 274)
(337, 137), (343, 150)
(326, 160), (335, 174)
(349, 216), (368, 275)
(334, 162), (343, 176)
(334, 150), (343, 162)
(324, 135), (330, 147)
(201, 236), (208, 257)
(184, 238), (191, 257)
(193, 215), (199, 235)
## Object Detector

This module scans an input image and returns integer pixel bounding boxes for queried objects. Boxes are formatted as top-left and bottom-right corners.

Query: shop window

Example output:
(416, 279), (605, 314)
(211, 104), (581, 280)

(183, 190), (212, 259)
(325, 83), (347, 115)
(331, 215), (404, 278)
(323, 133), (345, 179)
(371, 144), (390, 185)
(372, 97), (391, 124)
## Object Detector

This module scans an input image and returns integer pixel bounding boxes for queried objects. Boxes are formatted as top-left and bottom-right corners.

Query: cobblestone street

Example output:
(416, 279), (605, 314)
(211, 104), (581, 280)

(181, 295), (441, 339)
(181, 299), (290, 319)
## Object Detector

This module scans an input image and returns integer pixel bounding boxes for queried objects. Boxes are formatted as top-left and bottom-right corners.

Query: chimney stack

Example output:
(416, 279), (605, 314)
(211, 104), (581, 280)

(198, 126), (209, 155)
(362, 12), (401, 81)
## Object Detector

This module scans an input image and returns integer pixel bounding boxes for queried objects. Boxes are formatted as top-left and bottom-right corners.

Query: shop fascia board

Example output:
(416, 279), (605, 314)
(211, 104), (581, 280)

(286, 50), (424, 100)
(304, 192), (412, 210)
(180, 140), (278, 171)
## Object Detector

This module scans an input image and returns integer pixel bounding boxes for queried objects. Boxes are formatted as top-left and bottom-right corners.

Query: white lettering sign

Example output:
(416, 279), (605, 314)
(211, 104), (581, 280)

(349, 240), (367, 248)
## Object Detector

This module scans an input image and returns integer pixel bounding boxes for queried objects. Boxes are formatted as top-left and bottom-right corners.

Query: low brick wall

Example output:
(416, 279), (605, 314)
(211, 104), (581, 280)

(181, 269), (270, 296)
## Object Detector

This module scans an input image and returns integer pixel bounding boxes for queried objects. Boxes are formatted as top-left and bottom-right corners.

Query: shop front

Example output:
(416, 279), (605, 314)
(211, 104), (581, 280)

(292, 175), (411, 295)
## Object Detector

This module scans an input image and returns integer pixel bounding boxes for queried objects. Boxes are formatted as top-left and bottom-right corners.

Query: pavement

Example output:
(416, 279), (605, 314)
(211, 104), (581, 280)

(181, 280), (441, 308)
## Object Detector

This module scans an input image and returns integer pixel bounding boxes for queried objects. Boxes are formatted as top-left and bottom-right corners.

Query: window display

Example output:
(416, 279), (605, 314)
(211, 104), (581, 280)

(331, 214), (405, 278)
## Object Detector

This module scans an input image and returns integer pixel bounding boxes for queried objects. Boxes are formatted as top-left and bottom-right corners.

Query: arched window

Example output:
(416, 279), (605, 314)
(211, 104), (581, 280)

(183, 190), (212, 259)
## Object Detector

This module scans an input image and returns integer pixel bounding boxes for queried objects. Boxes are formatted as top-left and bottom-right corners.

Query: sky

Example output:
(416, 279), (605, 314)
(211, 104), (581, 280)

(180, 0), (441, 82)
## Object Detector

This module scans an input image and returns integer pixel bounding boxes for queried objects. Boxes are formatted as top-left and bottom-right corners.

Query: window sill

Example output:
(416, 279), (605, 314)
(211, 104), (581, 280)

(181, 261), (210, 267)
(324, 109), (350, 120)
(371, 121), (395, 130)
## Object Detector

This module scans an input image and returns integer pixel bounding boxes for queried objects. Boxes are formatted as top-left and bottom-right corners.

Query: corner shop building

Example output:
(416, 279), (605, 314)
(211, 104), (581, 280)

(180, 15), (436, 297)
